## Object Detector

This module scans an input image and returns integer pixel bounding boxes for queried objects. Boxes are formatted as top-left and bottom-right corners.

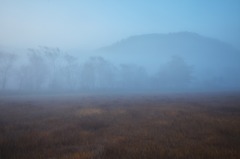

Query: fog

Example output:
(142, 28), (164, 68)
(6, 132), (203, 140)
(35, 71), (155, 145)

(1, 42), (240, 94)
(1, 1), (240, 94)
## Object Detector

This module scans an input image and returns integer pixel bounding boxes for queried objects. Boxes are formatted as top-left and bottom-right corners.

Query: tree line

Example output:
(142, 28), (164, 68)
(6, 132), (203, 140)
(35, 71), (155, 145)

(0, 47), (193, 93)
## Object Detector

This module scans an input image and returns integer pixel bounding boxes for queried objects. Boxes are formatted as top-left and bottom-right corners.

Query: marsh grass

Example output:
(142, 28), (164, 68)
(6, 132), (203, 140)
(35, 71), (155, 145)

(0, 93), (239, 159)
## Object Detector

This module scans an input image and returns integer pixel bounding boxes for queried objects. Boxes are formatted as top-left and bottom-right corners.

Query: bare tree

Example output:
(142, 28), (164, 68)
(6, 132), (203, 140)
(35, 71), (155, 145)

(155, 56), (193, 91)
(41, 47), (62, 90)
(0, 52), (16, 90)
(21, 49), (48, 91)
(62, 54), (79, 90)
(119, 64), (148, 90)
(80, 57), (117, 90)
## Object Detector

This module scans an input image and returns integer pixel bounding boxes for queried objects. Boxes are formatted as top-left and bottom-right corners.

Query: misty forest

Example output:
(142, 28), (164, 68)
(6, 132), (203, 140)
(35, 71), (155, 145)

(0, 1), (240, 159)
(1, 32), (240, 93)
(1, 47), (193, 93)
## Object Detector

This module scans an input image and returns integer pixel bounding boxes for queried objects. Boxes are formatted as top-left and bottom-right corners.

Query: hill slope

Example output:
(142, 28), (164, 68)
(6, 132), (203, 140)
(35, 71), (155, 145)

(96, 32), (240, 90)
(98, 32), (239, 68)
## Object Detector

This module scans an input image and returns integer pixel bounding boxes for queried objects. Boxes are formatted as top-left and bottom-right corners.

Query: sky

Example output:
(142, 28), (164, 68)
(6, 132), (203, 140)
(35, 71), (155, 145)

(0, 0), (240, 49)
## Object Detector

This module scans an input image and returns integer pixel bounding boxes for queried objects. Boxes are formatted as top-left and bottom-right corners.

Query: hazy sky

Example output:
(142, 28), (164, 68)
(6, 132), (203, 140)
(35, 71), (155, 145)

(0, 0), (240, 49)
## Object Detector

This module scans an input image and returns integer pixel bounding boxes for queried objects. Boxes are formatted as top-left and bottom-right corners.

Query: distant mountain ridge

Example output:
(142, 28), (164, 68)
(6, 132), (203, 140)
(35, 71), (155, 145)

(1, 31), (240, 91)
(97, 32), (240, 70)
(94, 32), (240, 90)
(99, 32), (239, 57)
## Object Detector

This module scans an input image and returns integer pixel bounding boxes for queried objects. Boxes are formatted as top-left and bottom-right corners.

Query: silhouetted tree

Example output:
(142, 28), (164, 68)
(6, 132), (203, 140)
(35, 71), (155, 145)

(119, 64), (148, 90)
(155, 56), (193, 91)
(62, 54), (79, 90)
(42, 47), (62, 90)
(18, 49), (48, 90)
(0, 52), (16, 90)
(80, 57), (117, 90)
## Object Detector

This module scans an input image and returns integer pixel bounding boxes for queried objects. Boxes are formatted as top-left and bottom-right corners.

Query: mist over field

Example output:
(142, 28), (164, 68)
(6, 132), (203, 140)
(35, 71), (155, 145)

(1, 1), (240, 94)
(1, 32), (240, 94)
(1, 1), (240, 159)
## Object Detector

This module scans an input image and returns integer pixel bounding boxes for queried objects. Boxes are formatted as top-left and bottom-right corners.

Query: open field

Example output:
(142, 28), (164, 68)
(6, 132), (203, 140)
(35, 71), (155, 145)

(0, 93), (240, 159)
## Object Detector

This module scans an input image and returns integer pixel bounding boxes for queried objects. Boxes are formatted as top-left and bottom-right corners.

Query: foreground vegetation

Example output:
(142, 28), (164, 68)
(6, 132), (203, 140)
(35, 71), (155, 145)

(0, 93), (239, 159)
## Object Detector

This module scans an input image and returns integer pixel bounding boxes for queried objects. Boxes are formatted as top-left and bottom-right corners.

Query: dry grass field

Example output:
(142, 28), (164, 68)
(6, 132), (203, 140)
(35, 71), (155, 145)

(0, 93), (239, 159)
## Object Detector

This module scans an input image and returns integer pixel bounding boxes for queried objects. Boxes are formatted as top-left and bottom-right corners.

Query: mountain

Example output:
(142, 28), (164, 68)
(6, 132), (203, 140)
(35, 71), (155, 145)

(1, 32), (240, 91)
(98, 32), (239, 68)
(95, 32), (240, 90)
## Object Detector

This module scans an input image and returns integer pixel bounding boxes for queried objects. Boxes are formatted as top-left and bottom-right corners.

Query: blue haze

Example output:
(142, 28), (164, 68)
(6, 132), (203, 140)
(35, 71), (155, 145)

(0, 0), (240, 49)
(0, 1), (240, 93)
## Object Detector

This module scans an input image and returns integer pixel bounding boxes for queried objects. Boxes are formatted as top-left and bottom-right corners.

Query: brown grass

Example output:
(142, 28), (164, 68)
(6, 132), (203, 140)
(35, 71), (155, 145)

(0, 93), (239, 159)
